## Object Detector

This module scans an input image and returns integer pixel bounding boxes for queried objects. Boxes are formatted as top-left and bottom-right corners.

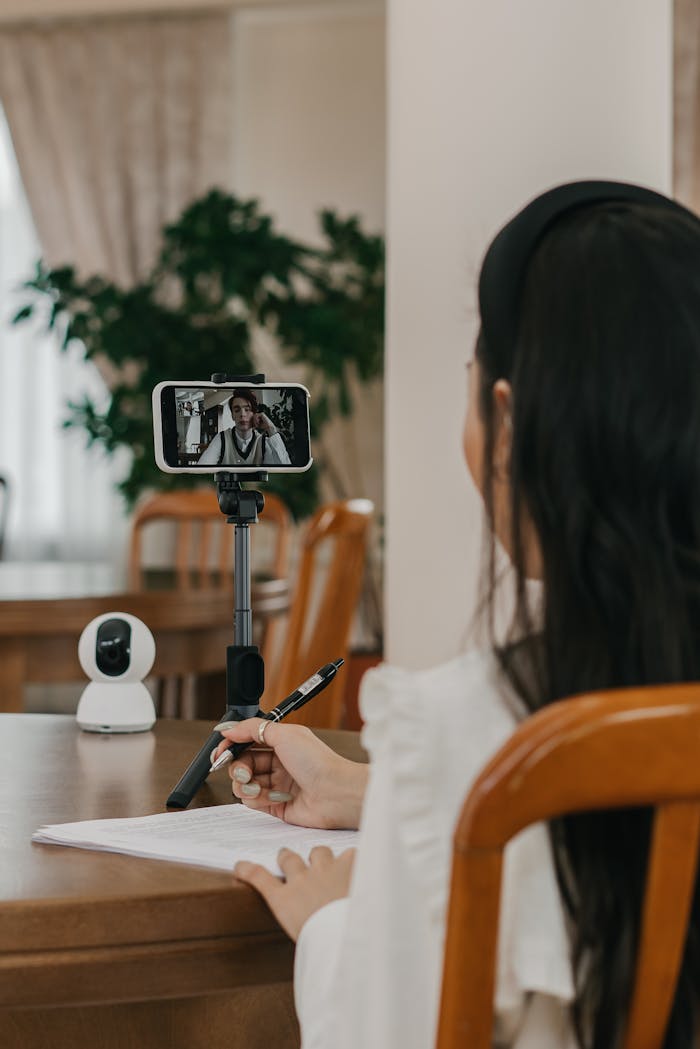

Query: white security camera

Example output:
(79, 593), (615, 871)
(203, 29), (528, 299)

(76, 612), (157, 733)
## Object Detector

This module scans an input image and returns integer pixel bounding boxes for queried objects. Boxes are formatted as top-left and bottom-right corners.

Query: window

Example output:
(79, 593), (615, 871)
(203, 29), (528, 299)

(0, 108), (128, 562)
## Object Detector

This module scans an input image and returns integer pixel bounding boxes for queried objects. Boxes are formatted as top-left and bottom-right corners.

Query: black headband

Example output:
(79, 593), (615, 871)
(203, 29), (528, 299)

(478, 179), (700, 370)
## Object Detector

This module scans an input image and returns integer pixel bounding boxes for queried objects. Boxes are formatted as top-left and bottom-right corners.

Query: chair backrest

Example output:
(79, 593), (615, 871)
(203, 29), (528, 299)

(436, 683), (700, 1049)
(128, 488), (291, 591)
(262, 498), (374, 728)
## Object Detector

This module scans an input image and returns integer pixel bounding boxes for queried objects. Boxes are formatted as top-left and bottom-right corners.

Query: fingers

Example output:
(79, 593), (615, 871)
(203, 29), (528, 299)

(234, 849), (305, 892)
(209, 747), (272, 788)
(234, 860), (281, 899)
(308, 845), (333, 865)
(230, 757), (254, 784)
(278, 847), (306, 878)
(237, 848), (329, 885)
(232, 782), (293, 808)
(212, 717), (281, 757)
(227, 755), (288, 800)
(235, 847), (353, 942)
(210, 717), (281, 766)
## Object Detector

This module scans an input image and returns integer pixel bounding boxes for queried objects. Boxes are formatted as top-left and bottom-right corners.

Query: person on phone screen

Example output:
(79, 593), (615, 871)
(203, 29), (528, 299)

(196, 389), (291, 466)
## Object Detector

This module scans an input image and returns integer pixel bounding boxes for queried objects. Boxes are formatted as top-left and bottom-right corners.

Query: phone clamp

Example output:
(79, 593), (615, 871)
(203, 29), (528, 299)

(210, 371), (265, 385)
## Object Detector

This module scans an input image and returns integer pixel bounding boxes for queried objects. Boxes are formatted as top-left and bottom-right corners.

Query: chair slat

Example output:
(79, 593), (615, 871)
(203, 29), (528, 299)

(436, 848), (503, 1049)
(264, 500), (373, 726)
(197, 521), (212, 587)
(623, 802), (700, 1049)
(218, 523), (234, 586)
(175, 520), (193, 589)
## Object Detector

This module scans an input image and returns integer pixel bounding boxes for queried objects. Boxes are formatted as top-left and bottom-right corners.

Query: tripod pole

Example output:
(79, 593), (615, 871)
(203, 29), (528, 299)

(165, 477), (266, 808)
(234, 523), (252, 647)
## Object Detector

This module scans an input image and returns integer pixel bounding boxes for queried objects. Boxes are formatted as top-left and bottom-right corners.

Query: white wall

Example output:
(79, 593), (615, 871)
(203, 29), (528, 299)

(231, 1), (386, 599)
(385, 0), (672, 668)
(232, 3), (385, 244)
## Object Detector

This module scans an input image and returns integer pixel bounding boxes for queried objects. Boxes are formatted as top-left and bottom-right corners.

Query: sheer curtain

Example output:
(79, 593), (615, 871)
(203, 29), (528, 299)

(0, 13), (234, 284)
(0, 10), (234, 566)
(0, 107), (128, 563)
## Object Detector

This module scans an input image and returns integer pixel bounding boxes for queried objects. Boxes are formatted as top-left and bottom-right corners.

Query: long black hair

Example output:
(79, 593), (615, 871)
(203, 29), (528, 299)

(476, 200), (700, 1049)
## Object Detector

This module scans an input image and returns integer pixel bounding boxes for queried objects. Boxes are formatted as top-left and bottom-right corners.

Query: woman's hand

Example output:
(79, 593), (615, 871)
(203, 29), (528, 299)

(235, 845), (356, 941)
(211, 718), (368, 830)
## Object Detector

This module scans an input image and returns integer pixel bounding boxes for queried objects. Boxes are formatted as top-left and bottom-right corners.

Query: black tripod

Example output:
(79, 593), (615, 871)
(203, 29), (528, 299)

(166, 375), (269, 808)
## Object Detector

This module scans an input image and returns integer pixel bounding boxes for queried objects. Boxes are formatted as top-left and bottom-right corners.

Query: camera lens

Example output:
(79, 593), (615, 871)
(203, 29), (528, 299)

(96, 619), (132, 677)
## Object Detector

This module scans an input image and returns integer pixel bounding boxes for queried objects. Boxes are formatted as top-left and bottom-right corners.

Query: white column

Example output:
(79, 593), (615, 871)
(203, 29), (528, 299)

(385, 0), (672, 668)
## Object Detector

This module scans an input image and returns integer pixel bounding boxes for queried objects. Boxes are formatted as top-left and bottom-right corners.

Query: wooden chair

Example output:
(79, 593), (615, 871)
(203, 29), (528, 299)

(127, 488), (291, 715)
(128, 488), (291, 591)
(436, 683), (700, 1049)
(262, 498), (374, 729)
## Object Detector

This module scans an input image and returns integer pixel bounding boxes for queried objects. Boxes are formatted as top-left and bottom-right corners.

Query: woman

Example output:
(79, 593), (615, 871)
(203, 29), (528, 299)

(211, 182), (700, 1049)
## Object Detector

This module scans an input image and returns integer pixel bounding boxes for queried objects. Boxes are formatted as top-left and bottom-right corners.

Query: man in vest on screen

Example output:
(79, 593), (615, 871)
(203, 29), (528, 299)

(197, 389), (292, 467)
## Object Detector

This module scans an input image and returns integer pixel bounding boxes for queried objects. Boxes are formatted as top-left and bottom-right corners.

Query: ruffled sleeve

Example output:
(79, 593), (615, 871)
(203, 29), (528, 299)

(360, 651), (575, 1017)
(359, 652), (530, 921)
(359, 662), (449, 914)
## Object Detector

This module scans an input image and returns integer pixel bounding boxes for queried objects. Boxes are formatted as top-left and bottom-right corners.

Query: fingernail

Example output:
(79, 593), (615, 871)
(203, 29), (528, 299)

(233, 766), (251, 783)
(268, 790), (292, 803)
(241, 783), (261, 798)
(214, 721), (238, 732)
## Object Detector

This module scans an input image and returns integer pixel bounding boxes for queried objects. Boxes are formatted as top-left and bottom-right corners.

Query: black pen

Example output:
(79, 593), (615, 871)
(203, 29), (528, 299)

(209, 658), (344, 773)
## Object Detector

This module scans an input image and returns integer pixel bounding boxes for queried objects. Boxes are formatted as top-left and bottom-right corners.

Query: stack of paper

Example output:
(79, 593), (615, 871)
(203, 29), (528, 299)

(33, 804), (358, 875)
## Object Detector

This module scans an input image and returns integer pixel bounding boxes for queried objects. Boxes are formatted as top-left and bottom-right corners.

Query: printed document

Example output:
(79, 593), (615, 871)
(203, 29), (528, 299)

(32, 805), (358, 875)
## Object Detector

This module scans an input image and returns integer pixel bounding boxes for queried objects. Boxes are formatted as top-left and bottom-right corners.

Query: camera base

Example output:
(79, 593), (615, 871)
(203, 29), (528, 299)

(76, 681), (156, 734)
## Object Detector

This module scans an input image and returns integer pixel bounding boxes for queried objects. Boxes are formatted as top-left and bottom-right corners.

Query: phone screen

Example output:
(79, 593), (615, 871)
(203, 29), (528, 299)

(156, 383), (312, 472)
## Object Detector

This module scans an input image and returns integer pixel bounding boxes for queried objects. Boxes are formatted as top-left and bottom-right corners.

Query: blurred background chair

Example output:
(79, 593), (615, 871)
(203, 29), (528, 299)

(128, 488), (291, 591)
(436, 683), (700, 1049)
(262, 498), (374, 729)
(0, 475), (8, 560)
(128, 488), (292, 716)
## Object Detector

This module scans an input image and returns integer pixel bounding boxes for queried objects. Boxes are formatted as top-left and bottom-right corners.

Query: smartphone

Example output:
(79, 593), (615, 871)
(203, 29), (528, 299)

(152, 381), (313, 473)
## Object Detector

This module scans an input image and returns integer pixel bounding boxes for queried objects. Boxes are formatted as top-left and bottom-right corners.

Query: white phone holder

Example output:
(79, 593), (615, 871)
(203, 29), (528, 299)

(76, 612), (157, 733)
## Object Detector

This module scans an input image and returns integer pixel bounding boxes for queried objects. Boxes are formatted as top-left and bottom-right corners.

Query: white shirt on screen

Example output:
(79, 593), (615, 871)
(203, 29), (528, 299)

(197, 427), (291, 466)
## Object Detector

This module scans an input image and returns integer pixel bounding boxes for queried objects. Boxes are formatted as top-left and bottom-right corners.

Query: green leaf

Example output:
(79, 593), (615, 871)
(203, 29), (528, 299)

(11, 304), (33, 324)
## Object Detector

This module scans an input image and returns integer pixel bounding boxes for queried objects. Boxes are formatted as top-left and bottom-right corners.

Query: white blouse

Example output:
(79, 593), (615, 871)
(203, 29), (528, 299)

(294, 649), (578, 1049)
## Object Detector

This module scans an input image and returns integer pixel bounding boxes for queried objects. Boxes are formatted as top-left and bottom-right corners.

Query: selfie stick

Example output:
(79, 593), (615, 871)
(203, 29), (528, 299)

(166, 373), (268, 809)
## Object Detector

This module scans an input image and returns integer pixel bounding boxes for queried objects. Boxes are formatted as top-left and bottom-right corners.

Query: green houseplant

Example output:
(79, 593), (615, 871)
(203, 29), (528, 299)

(13, 190), (384, 522)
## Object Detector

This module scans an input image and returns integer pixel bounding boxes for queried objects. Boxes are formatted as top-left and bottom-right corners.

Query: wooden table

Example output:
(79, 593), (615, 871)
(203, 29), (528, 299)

(0, 562), (288, 713)
(0, 714), (365, 1049)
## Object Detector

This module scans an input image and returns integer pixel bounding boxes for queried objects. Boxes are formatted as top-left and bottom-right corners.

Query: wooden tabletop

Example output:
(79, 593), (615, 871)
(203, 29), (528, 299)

(0, 714), (365, 1047)
(0, 562), (288, 712)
